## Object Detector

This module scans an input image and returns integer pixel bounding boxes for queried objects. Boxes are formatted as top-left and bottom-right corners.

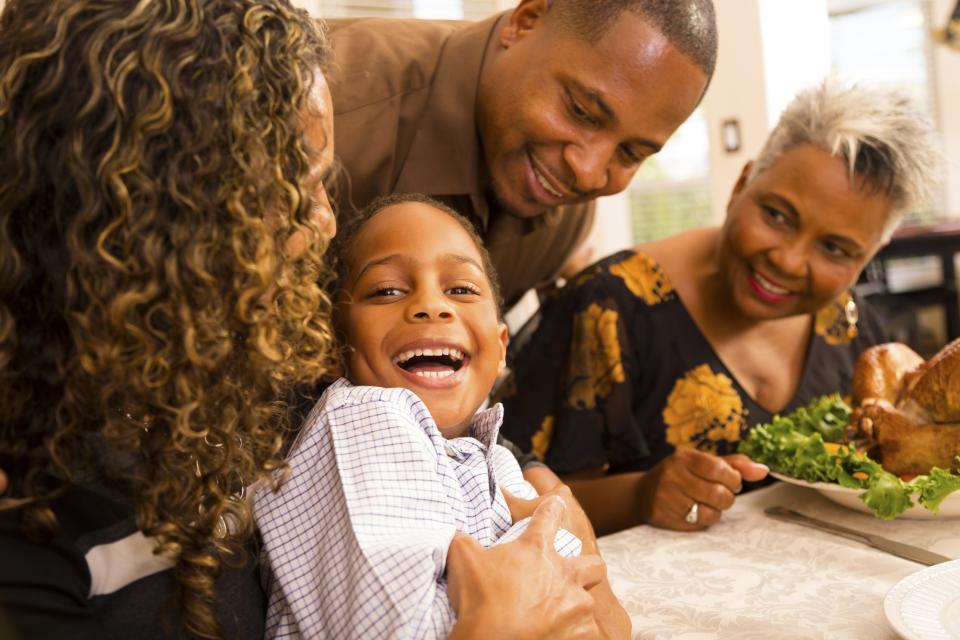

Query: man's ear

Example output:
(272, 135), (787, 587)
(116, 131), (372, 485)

(727, 160), (754, 215)
(497, 322), (509, 373)
(499, 0), (551, 47)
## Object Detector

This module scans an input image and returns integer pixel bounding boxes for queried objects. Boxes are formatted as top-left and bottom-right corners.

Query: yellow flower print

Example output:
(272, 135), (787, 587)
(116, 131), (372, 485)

(565, 303), (625, 410)
(662, 365), (746, 453)
(609, 253), (675, 305)
(531, 415), (554, 462)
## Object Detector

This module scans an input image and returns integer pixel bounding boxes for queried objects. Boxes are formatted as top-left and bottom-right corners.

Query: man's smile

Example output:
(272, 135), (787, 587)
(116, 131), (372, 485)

(527, 150), (575, 204)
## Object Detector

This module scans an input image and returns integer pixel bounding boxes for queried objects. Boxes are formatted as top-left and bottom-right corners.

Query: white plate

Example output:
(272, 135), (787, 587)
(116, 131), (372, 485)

(770, 472), (960, 520)
(884, 558), (960, 640)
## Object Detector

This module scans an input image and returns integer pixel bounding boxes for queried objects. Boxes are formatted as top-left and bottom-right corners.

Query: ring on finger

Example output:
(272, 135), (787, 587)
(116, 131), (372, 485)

(684, 502), (699, 524)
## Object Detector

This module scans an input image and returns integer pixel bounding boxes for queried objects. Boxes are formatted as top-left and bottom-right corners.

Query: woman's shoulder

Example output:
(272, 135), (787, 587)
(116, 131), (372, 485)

(0, 485), (154, 636)
(564, 248), (677, 308)
(1, 482), (265, 639)
(637, 227), (718, 270)
(592, 227), (719, 307)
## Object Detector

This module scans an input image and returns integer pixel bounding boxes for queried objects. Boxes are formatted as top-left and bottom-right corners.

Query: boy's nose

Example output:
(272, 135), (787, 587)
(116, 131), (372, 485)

(407, 294), (454, 322)
(413, 309), (452, 320)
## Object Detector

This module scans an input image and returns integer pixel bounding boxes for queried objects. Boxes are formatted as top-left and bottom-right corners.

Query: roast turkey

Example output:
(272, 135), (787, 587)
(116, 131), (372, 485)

(847, 337), (960, 476)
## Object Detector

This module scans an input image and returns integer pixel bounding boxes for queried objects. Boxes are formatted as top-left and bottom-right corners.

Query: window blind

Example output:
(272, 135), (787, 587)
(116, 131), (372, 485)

(830, 0), (944, 225)
(628, 108), (713, 243)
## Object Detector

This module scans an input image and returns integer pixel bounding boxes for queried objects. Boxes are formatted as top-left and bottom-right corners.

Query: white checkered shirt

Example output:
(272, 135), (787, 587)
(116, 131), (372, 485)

(253, 379), (581, 639)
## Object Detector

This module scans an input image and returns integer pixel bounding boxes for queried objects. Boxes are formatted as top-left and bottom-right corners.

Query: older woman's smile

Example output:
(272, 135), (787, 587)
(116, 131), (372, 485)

(747, 269), (795, 302)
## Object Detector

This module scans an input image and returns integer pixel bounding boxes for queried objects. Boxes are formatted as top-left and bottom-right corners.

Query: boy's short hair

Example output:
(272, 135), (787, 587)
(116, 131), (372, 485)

(331, 193), (504, 315)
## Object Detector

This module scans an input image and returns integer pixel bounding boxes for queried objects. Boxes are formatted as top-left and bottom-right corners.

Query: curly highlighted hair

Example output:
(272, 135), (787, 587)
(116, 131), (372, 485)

(0, 0), (336, 636)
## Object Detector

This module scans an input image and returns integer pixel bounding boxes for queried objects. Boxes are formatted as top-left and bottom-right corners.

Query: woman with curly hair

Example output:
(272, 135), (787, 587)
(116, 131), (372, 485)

(0, 0), (337, 636)
(0, 1), (607, 638)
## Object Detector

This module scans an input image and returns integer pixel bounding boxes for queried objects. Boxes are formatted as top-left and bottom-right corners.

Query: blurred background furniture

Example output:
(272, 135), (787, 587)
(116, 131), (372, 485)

(856, 220), (960, 357)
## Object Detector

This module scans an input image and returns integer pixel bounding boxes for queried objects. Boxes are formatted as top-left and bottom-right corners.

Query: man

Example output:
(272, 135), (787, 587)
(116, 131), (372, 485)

(327, 0), (717, 308)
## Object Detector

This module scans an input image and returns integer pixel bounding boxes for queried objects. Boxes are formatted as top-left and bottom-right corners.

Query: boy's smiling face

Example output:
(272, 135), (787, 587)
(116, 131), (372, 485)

(339, 202), (508, 438)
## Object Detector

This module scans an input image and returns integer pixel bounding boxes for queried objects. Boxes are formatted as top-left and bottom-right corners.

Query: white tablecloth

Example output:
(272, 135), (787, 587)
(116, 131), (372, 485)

(597, 482), (960, 639)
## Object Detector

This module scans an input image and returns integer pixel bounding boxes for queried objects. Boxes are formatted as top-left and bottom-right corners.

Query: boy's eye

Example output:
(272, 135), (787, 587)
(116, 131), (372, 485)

(447, 284), (481, 296)
(370, 286), (404, 298)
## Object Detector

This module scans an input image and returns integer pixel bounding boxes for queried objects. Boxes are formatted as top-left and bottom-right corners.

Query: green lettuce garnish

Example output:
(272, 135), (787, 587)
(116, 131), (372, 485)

(912, 461), (960, 513)
(861, 471), (914, 520)
(739, 396), (960, 520)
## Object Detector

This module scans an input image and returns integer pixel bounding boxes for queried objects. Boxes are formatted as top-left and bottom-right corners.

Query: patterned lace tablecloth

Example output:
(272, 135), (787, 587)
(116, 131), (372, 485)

(597, 482), (960, 639)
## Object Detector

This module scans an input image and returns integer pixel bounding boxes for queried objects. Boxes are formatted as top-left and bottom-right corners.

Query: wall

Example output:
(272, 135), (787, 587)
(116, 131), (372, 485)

(932, 0), (960, 215)
(700, 0), (831, 225)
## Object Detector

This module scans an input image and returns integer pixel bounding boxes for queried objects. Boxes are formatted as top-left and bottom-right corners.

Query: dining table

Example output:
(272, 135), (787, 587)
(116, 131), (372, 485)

(597, 481), (960, 639)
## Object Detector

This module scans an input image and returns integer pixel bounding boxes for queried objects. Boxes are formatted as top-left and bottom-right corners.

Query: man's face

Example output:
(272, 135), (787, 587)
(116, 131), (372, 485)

(339, 202), (508, 438)
(477, 1), (708, 218)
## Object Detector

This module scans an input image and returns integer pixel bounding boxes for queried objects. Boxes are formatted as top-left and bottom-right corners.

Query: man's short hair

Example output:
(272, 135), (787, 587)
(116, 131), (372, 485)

(550, 0), (718, 81)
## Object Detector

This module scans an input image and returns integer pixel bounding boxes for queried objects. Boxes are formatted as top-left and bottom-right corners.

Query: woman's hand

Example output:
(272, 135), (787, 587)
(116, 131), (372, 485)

(503, 484), (598, 555)
(447, 497), (605, 640)
(499, 489), (631, 639)
(638, 449), (768, 530)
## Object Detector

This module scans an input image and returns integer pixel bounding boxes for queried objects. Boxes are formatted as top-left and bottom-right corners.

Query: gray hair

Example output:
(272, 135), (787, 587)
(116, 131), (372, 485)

(550, 0), (718, 82)
(750, 80), (941, 235)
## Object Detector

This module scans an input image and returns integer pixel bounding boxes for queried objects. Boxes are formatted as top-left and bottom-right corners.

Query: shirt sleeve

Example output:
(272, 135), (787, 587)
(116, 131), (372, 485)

(253, 391), (458, 640)
(0, 503), (103, 639)
(488, 445), (582, 558)
(496, 433), (546, 471)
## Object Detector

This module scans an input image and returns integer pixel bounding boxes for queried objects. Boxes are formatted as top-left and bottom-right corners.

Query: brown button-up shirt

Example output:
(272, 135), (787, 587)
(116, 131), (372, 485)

(326, 15), (595, 308)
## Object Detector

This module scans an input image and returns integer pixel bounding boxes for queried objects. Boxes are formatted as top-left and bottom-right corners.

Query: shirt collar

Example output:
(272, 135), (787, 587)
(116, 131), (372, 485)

(445, 401), (502, 469)
(467, 402), (503, 452)
(393, 12), (503, 223)
(329, 378), (503, 456)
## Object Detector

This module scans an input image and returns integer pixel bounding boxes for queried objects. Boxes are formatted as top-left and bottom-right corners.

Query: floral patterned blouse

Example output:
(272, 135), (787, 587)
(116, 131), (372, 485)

(499, 250), (887, 475)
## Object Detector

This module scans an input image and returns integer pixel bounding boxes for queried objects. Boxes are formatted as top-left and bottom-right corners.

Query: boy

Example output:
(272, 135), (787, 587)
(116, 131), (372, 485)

(253, 195), (595, 638)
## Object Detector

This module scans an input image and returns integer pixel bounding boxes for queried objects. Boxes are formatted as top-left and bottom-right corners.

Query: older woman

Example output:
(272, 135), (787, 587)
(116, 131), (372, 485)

(500, 81), (940, 534)
(0, 1), (604, 638)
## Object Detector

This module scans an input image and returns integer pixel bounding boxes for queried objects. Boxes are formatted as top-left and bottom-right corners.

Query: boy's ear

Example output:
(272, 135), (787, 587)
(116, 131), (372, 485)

(497, 322), (509, 373)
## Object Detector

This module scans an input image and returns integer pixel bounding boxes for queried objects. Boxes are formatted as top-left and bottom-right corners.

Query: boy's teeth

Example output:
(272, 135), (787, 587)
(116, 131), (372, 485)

(393, 347), (465, 365)
(414, 370), (454, 378)
(534, 167), (563, 198)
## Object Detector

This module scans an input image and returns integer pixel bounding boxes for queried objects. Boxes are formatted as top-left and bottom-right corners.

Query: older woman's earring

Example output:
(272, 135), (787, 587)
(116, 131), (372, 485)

(815, 291), (859, 345)
(843, 294), (859, 340)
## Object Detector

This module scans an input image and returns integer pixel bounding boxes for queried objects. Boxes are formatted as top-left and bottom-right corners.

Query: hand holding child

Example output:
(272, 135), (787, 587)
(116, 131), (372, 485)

(502, 483), (598, 555)
(447, 497), (604, 640)
(500, 489), (631, 638)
